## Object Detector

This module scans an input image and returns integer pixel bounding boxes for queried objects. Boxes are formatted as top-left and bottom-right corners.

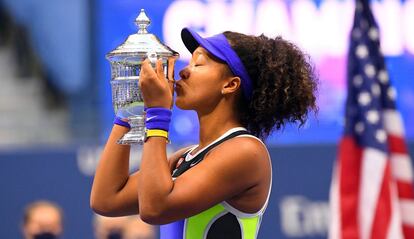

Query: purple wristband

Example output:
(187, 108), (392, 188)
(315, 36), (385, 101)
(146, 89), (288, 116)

(145, 107), (172, 131)
(114, 116), (131, 128)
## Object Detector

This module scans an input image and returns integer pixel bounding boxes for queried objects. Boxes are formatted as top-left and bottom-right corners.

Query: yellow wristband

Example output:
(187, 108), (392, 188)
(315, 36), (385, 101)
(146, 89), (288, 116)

(145, 129), (169, 140)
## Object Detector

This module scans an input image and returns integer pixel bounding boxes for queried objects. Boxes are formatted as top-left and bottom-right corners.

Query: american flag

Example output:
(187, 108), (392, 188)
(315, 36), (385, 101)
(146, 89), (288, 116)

(329, 0), (414, 238)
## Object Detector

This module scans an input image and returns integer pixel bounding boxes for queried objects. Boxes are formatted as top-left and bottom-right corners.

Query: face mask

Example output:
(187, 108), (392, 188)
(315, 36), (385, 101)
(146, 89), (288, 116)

(33, 232), (58, 239)
(107, 231), (122, 239)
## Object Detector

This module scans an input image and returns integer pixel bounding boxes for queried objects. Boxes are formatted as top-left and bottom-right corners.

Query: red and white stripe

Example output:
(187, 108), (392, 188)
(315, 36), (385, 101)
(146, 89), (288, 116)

(385, 110), (414, 238)
(329, 110), (414, 239)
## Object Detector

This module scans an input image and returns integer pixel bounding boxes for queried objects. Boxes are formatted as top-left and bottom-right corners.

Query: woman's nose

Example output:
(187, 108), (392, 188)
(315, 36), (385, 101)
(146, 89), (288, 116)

(179, 67), (190, 80)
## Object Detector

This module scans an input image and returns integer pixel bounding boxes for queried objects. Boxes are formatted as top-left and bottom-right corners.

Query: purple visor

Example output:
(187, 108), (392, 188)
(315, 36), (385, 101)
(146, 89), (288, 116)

(181, 28), (253, 100)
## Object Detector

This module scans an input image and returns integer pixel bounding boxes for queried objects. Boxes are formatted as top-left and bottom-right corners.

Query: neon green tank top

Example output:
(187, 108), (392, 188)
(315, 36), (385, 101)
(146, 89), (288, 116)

(160, 128), (272, 239)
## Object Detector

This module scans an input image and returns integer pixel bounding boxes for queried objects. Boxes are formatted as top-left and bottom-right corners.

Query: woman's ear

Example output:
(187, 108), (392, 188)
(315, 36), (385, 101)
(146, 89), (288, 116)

(222, 76), (241, 95)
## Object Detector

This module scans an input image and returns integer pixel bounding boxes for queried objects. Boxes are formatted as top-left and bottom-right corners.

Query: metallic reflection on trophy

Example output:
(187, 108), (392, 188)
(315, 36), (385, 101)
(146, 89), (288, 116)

(106, 9), (178, 144)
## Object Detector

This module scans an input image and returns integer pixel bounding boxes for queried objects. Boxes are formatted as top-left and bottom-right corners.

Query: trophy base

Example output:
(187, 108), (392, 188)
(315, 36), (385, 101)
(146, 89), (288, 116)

(117, 115), (146, 145)
(117, 133), (145, 145)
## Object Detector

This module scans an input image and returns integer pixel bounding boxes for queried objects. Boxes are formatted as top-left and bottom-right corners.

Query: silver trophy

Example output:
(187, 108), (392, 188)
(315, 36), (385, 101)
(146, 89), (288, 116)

(106, 9), (178, 144)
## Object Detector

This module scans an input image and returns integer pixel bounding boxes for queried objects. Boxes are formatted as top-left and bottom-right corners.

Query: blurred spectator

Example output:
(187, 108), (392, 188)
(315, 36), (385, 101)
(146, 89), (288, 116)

(93, 214), (155, 239)
(123, 216), (155, 239)
(21, 200), (63, 239)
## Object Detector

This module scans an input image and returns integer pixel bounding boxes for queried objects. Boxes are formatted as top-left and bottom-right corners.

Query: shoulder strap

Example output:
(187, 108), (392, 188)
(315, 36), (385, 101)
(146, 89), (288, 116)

(172, 130), (249, 178)
(189, 130), (249, 166)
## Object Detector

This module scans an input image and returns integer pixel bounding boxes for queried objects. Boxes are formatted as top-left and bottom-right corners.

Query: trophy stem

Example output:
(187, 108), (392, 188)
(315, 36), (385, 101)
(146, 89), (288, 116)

(117, 114), (146, 145)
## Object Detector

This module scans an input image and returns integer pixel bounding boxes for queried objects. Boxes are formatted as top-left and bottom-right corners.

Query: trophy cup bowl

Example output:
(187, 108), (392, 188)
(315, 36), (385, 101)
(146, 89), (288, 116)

(106, 9), (178, 145)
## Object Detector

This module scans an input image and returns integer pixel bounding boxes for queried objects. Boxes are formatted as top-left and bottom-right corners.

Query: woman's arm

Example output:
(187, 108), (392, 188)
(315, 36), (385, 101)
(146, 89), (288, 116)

(90, 125), (138, 216)
(138, 136), (268, 224)
(90, 124), (190, 217)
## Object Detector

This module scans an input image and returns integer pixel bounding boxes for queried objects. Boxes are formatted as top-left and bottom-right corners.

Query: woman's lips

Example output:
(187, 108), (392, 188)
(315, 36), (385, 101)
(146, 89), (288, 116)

(174, 81), (183, 94)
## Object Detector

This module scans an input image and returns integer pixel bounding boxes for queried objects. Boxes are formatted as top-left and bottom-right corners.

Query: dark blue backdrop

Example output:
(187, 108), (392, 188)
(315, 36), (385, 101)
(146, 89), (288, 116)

(2, 144), (412, 238)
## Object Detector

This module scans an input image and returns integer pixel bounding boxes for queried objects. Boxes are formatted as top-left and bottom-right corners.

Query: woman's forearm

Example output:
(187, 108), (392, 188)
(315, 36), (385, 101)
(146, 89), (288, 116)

(90, 125), (138, 216)
(138, 137), (174, 222)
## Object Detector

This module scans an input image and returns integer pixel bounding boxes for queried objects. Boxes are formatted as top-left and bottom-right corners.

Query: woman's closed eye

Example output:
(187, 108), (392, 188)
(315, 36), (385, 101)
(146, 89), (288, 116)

(194, 59), (207, 66)
(189, 60), (202, 67)
(190, 62), (203, 67)
(192, 53), (207, 67)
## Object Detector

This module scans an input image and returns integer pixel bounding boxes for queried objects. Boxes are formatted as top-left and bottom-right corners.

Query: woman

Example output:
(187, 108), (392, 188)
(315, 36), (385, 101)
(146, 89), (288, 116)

(90, 28), (318, 239)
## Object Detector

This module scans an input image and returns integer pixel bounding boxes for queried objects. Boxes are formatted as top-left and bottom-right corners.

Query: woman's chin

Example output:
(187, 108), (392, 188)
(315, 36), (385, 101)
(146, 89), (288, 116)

(174, 99), (185, 110)
(174, 98), (193, 111)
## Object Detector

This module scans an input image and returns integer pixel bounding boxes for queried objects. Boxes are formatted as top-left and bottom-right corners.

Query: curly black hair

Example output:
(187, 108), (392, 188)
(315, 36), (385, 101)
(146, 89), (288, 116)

(223, 31), (318, 140)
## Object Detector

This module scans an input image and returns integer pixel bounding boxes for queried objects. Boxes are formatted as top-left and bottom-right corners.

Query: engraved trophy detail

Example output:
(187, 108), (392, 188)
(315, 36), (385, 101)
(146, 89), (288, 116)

(106, 9), (178, 144)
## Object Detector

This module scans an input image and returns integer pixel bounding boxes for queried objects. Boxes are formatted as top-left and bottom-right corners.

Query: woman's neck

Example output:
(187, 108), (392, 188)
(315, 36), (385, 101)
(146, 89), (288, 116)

(196, 101), (242, 149)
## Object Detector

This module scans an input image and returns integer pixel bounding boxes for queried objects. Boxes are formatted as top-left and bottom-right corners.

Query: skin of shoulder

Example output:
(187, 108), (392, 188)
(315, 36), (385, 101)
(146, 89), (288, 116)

(201, 135), (271, 211)
(142, 135), (271, 224)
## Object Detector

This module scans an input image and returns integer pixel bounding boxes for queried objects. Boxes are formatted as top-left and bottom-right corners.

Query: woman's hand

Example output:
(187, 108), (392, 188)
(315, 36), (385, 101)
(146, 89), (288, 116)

(139, 57), (177, 109)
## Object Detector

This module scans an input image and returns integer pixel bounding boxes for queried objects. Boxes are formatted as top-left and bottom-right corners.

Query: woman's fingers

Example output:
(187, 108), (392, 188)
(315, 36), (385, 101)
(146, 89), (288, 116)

(140, 58), (161, 86)
(140, 59), (152, 80)
(141, 58), (151, 70)
(167, 57), (177, 97)
(139, 58), (174, 108)
(167, 56), (177, 83)
(156, 59), (166, 83)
